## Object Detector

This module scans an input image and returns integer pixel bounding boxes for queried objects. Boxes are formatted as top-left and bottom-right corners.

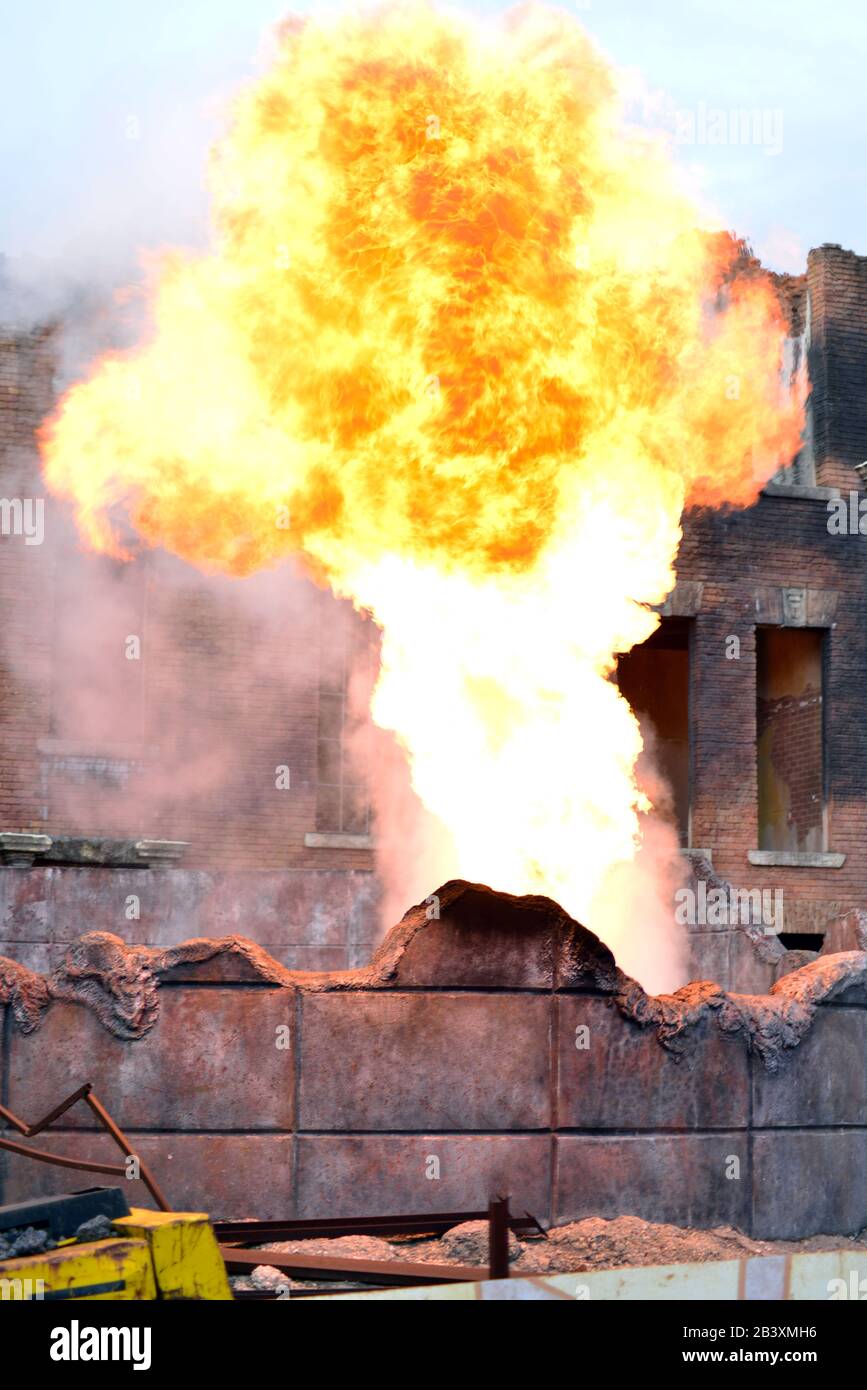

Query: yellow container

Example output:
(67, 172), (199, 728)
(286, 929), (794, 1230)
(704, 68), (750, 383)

(0, 1237), (156, 1302)
(112, 1209), (233, 1301)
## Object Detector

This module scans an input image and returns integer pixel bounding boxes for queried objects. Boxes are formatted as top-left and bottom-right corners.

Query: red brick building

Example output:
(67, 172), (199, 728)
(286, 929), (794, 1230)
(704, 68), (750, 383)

(2, 243), (867, 987)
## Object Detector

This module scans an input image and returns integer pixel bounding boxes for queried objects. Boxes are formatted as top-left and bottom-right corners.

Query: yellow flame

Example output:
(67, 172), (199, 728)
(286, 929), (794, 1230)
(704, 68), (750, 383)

(40, 2), (803, 978)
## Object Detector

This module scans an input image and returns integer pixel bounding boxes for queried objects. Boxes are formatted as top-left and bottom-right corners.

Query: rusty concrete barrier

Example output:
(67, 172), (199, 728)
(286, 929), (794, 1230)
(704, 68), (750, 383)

(0, 864), (381, 975)
(1, 880), (866, 1240)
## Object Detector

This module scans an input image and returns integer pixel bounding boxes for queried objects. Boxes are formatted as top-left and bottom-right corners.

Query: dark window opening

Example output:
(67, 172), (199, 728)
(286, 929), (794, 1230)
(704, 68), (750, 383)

(777, 932), (824, 953)
(756, 627), (825, 853)
(616, 617), (691, 846)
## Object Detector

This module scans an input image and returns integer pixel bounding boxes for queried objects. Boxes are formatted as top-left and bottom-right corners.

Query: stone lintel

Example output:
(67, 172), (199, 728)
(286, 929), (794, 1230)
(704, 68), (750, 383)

(753, 585), (839, 627)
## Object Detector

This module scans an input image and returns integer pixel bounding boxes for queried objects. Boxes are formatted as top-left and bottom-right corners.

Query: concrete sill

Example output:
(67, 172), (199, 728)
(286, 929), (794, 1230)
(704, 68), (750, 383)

(761, 483), (841, 502)
(748, 850), (845, 868)
(304, 832), (375, 851)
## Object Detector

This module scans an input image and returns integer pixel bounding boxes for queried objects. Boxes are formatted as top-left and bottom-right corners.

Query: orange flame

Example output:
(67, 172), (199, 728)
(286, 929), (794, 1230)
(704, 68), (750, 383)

(40, 2), (803, 986)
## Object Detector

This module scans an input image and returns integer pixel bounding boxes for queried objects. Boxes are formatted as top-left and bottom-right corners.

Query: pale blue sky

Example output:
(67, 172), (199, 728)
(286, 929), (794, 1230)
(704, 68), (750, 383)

(1, 0), (864, 282)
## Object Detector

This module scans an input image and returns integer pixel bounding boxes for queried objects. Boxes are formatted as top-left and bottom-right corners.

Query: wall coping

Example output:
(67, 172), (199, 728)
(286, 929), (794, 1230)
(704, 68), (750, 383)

(0, 833), (188, 868)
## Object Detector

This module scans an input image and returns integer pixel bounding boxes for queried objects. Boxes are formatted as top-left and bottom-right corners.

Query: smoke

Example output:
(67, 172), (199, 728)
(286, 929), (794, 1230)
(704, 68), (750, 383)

(345, 651), (457, 932)
(0, 468), (345, 863)
(0, 296), (367, 875)
(593, 717), (691, 993)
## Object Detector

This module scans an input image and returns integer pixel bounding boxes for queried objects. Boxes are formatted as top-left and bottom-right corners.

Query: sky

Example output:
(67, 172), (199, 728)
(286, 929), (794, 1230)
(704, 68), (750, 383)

(1, 0), (865, 286)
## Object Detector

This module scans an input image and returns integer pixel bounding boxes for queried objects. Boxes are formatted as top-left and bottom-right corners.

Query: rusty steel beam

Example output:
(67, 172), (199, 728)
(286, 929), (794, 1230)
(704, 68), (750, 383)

(488, 1195), (511, 1280)
(83, 1089), (170, 1213)
(214, 1208), (544, 1244)
(0, 1133), (129, 1178)
(220, 1245), (489, 1287)
(0, 1083), (171, 1213)
(220, 1193), (525, 1291)
(0, 1084), (93, 1136)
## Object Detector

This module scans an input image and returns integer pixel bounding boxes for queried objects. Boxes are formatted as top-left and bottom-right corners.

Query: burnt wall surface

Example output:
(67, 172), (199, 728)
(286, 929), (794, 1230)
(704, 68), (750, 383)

(5, 245), (867, 979)
(2, 882), (866, 1241)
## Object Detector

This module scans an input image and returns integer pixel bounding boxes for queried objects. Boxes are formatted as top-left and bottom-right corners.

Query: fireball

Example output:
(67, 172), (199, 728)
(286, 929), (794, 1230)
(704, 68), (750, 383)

(40, 2), (803, 987)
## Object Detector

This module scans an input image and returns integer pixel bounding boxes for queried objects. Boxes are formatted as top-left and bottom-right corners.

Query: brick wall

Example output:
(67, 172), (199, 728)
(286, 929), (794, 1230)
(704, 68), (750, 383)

(677, 488), (867, 935)
(669, 247), (867, 943)
(0, 328), (55, 832)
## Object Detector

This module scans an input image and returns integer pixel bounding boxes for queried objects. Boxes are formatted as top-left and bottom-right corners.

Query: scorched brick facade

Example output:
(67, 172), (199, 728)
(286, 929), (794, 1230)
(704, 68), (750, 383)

(2, 243), (867, 986)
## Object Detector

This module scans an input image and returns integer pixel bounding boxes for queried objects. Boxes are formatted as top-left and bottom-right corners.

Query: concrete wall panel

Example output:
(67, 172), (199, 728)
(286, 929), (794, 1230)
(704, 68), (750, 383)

(557, 996), (749, 1130)
(299, 992), (550, 1131)
(295, 1134), (550, 1220)
(7, 990), (296, 1131)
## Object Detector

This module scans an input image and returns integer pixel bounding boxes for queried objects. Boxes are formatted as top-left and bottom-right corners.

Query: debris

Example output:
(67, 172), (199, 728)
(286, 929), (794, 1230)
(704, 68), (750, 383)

(248, 1264), (292, 1297)
(434, 1220), (521, 1267)
(234, 1213), (867, 1294)
(0, 1224), (55, 1260)
(74, 1214), (116, 1244)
